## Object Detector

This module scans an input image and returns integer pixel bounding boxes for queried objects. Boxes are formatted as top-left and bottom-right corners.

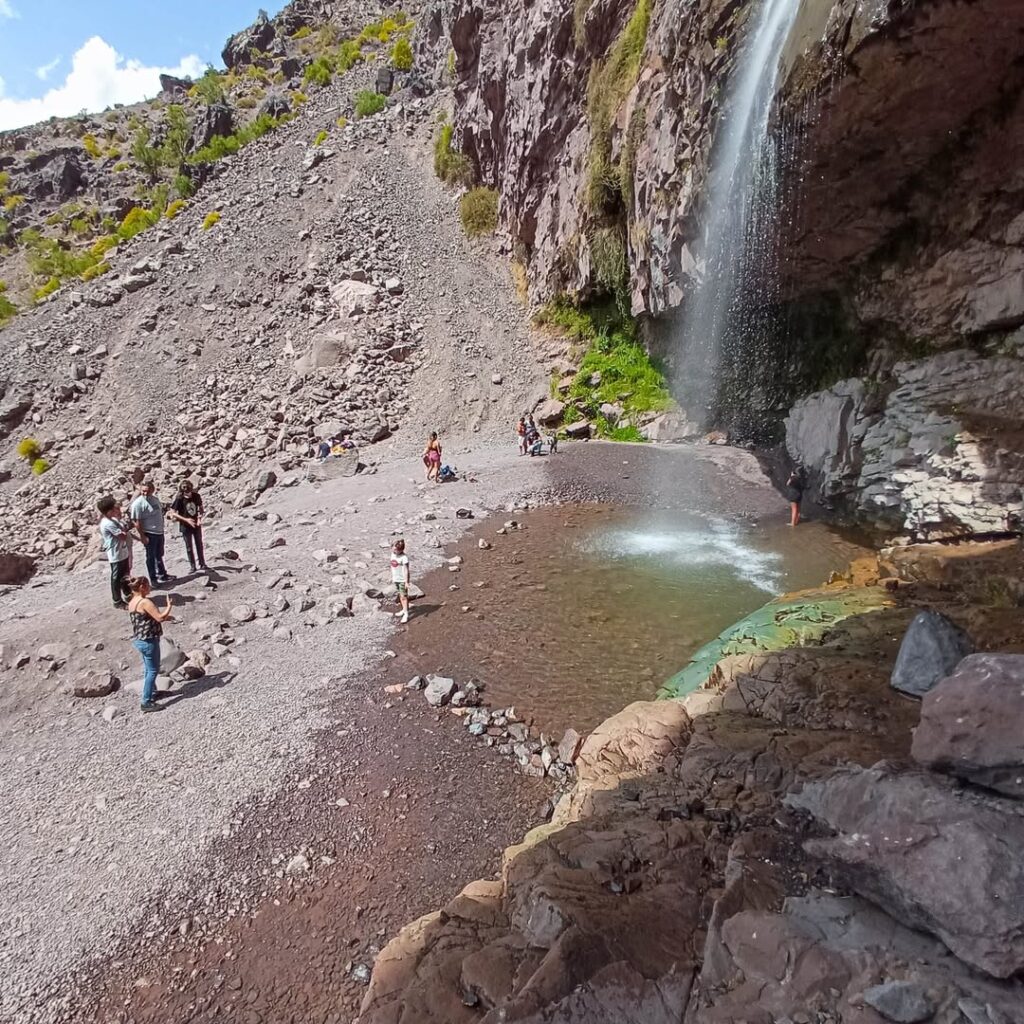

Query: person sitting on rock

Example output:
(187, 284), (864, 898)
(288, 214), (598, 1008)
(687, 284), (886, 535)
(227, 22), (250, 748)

(167, 478), (207, 572)
(339, 432), (356, 450)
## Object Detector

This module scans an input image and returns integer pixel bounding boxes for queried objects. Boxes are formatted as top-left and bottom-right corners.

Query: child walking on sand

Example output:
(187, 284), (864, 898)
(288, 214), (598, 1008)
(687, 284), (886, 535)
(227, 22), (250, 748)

(391, 538), (411, 624)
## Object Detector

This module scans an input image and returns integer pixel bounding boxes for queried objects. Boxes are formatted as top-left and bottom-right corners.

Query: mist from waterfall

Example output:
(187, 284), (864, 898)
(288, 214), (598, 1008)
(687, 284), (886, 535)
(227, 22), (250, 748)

(672, 0), (801, 429)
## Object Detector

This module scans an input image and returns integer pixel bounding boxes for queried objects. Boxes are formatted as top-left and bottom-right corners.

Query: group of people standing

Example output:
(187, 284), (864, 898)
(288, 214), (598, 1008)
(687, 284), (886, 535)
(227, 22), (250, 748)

(97, 478), (208, 608)
(515, 415), (555, 457)
(97, 478), (207, 713)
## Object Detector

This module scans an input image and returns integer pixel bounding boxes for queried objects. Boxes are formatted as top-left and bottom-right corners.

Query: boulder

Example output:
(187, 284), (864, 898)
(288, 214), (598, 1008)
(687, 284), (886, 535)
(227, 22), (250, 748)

(533, 399), (565, 427)
(159, 73), (191, 99)
(231, 604), (255, 624)
(253, 468), (277, 493)
(72, 670), (120, 699)
(331, 279), (380, 316)
(376, 66), (394, 95)
(789, 764), (1024, 978)
(889, 609), (973, 697)
(912, 653), (1024, 798)
(259, 93), (291, 119)
(862, 981), (936, 1023)
(564, 421), (592, 439)
(294, 331), (358, 373)
(192, 102), (234, 151)
(641, 411), (701, 442)
(222, 9), (275, 68)
(424, 675), (456, 707)
(159, 637), (187, 674)
(0, 552), (36, 585)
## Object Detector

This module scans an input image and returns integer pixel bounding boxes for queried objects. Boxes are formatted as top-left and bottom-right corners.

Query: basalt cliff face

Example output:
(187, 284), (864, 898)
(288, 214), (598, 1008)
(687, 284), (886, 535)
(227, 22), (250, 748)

(421, 0), (1024, 536)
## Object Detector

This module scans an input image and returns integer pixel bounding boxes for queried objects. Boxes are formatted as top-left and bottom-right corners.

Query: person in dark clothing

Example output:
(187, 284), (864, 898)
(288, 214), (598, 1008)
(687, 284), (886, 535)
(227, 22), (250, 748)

(97, 494), (136, 608)
(167, 479), (207, 572)
(785, 465), (807, 527)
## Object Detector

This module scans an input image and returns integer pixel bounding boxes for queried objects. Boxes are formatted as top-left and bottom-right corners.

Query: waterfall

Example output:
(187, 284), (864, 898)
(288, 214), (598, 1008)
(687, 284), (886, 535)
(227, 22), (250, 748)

(672, 0), (801, 431)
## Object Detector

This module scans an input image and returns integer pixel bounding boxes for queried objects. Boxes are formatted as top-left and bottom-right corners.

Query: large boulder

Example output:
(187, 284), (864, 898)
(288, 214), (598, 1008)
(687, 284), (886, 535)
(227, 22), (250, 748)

(912, 653), (1024, 798)
(159, 73), (191, 99)
(789, 764), (1024, 978)
(889, 609), (973, 697)
(533, 399), (565, 427)
(294, 331), (359, 374)
(0, 552), (36, 585)
(331, 279), (380, 316)
(640, 410), (700, 442)
(259, 93), (291, 119)
(192, 102), (234, 151)
(222, 9), (276, 68)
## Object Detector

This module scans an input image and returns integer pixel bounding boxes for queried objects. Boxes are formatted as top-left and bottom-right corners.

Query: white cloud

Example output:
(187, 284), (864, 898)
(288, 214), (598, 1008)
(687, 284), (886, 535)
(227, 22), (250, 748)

(0, 1), (18, 19)
(0, 36), (204, 131)
(35, 56), (61, 81)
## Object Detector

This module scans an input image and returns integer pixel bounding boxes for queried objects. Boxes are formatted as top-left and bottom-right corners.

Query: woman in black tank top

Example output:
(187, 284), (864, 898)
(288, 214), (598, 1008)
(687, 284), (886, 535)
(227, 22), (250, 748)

(127, 576), (175, 713)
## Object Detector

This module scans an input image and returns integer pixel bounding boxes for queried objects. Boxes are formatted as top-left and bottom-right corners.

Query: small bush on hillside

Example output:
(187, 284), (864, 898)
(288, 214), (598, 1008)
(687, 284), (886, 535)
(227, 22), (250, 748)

(237, 96), (257, 109)
(203, 211), (221, 230)
(291, 90), (308, 105)
(337, 40), (363, 73)
(433, 121), (471, 186)
(3, 195), (25, 211)
(173, 173), (194, 198)
(119, 205), (159, 240)
(391, 36), (413, 71)
(191, 67), (225, 105)
(131, 125), (162, 180)
(32, 458), (51, 475)
(354, 90), (387, 118)
(0, 290), (15, 325)
(459, 187), (498, 237)
(336, 116), (348, 129)
(313, 129), (328, 146)
(113, 161), (130, 172)
(17, 437), (41, 461)
(80, 261), (109, 281)
(161, 104), (191, 170)
(304, 57), (333, 87)
(82, 134), (102, 159)
(446, 50), (456, 79)
(165, 199), (186, 219)
(33, 277), (60, 302)
(291, 25), (312, 38)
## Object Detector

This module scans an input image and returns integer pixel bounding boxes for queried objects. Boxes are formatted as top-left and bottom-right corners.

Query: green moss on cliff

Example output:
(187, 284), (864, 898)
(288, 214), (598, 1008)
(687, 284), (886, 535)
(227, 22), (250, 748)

(536, 298), (672, 439)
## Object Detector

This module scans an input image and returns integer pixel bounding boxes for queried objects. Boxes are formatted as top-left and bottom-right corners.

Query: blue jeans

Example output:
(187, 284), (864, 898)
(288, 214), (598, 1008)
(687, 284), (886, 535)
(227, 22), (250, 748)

(143, 532), (167, 581)
(132, 638), (161, 704)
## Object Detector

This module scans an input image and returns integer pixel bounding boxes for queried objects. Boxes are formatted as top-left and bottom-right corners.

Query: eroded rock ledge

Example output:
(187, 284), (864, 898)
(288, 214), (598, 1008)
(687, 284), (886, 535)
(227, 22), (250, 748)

(359, 544), (1024, 1023)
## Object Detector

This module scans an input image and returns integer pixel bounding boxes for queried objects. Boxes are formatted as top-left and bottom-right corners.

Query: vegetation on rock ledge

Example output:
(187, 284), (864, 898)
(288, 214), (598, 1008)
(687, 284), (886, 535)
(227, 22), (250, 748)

(536, 299), (673, 440)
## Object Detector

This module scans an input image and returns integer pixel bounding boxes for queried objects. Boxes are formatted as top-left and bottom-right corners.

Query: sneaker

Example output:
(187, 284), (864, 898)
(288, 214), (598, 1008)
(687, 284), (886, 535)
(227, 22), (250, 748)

(140, 701), (163, 714)
(114, 601), (127, 610)
(400, 611), (410, 624)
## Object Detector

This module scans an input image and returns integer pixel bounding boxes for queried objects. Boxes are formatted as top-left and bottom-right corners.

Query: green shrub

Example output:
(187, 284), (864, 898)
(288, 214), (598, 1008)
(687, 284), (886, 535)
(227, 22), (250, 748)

(237, 96), (257, 109)
(82, 134), (102, 159)
(0, 170), (9, 192)
(31, 458), (51, 475)
(33, 277), (60, 302)
(446, 49), (456, 79)
(161, 104), (191, 171)
(118, 205), (159, 240)
(336, 40), (363, 73)
(459, 187), (498, 237)
(588, 225), (629, 311)
(291, 25), (312, 38)
(17, 437), (41, 461)
(391, 36), (413, 71)
(113, 161), (130, 172)
(165, 199), (186, 219)
(0, 290), (15, 326)
(80, 261), (109, 281)
(304, 57), (333, 87)
(354, 90), (387, 118)
(313, 129), (328, 146)
(3, 195), (26, 211)
(131, 124), (162, 180)
(336, 116), (348, 129)
(433, 120), (471, 185)
(191, 67), (225, 105)
(291, 90), (308, 105)
(69, 217), (91, 236)
(190, 113), (287, 164)
(203, 210), (221, 230)
(173, 173), (194, 198)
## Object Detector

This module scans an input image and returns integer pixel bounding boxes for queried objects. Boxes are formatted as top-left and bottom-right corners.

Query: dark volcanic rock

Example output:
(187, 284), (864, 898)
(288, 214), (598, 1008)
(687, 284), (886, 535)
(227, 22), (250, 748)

(192, 103), (235, 151)
(790, 764), (1024, 979)
(890, 610), (974, 697)
(912, 653), (1024, 798)
(222, 9), (276, 69)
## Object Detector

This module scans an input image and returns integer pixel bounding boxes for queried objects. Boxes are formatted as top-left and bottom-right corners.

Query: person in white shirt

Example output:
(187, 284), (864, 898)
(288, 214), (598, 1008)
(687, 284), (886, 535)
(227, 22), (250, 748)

(97, 494), (137, 609)
(390, 538), (411, 624)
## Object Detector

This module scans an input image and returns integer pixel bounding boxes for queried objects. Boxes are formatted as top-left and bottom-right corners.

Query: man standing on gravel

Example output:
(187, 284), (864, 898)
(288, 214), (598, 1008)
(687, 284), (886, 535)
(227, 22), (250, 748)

(97, 495), (134, 609)
(168, 478), (208, 573)
(130, 480), (171, 585)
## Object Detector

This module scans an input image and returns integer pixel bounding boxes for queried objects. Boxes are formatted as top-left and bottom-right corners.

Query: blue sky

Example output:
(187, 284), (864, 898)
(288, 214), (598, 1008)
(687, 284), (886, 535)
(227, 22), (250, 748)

(0, 0), (287, 129)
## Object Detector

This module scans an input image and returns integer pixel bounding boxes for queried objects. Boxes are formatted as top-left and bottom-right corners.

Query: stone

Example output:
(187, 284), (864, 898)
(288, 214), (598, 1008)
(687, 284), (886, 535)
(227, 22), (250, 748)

(424, 675), (456, 707)
(533, 399), (565, 427)
(912, 653), (1024, 798)
(0, 552), (37, 584)
(101, 706), (118, 723)
(72, 671), (120, 699)
(405, 675), (425, 690)
(254, 469), (277, 493)
(564, 421), (592, 439)
(890, 610), (973, 697)
(231, 604), (256, 624)
(862, 981), (936, 1023)
(557, 728), (583, 765)
(159, 637), (187, 673)
(285, 852), (310, 876)
(331, 279), (380, 316)
(350, 593), (378, 615)
(789, 764), (1024, 978)
(641, 411), (701, 442)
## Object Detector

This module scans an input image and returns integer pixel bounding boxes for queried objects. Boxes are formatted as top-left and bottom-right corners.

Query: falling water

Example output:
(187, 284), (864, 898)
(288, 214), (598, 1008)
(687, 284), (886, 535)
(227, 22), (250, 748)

(673, 0), (801, 429)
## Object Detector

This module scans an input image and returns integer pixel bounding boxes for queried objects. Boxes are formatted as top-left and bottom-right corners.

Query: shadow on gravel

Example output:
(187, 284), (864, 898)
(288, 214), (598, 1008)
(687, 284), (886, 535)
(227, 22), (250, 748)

(163, 671), (237, 707)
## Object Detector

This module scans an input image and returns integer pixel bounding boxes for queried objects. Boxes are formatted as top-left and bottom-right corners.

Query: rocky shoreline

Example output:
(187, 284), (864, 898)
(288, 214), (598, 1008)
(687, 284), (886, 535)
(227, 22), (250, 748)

(358, 536), (1024, 1024)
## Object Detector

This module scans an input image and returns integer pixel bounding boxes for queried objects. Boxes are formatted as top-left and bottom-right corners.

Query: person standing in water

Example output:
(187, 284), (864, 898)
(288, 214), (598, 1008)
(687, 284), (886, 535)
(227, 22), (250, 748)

(391, 538), (411, 623)
(127, 576), (175, 713)
(167, 478), (207, 572)
(785, 464), (807, 527)
(423, 431), (442, 483)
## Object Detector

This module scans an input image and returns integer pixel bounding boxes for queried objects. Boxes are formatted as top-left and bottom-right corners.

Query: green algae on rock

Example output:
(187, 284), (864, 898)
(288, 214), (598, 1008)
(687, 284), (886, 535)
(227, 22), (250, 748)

(658, 587), (892, 699)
